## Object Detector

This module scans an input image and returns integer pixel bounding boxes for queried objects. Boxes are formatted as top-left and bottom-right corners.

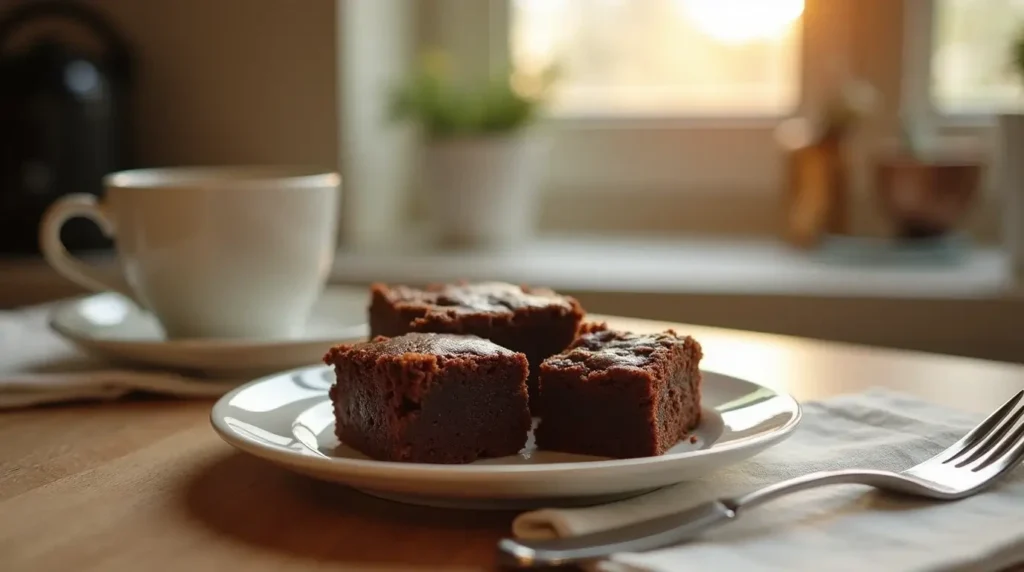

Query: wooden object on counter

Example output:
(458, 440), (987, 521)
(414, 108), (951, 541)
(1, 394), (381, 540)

(998, 113), (1024, 284)
(782, 131), (850, 248)
(778, 78), (879, 249)
(4, 313), (1024, 570)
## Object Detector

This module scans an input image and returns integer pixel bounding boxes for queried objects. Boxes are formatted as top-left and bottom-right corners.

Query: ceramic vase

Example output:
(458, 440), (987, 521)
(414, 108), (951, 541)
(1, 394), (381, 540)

(873, 154), (980, 240)
(420, 130), (548, 249)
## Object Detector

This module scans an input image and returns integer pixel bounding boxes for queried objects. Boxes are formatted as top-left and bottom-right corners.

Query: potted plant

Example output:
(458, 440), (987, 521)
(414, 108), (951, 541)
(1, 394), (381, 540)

(390, 50), (557, 248)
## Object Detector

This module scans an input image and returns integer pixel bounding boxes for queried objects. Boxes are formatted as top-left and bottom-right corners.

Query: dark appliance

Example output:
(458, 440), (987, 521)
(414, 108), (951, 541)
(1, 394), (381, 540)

(0, 0), (134, 255)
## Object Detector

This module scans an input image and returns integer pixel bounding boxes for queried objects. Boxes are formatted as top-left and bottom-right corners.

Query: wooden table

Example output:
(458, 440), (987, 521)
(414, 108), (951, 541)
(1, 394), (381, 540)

(2, 314), (1023, 571)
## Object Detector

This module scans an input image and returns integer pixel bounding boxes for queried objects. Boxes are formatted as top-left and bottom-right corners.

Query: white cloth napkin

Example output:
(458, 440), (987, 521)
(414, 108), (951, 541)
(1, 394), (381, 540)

(513, 390), (1024, 572)
(0, 303), (238, 408)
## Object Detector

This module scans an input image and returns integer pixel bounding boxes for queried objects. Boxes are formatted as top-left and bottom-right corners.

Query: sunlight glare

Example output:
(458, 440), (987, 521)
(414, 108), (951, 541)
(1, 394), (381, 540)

(677, 0), (804, 44)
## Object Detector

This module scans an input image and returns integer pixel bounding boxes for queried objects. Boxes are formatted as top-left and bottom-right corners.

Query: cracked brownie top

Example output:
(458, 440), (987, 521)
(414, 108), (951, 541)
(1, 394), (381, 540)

(373, 281), (576, 316)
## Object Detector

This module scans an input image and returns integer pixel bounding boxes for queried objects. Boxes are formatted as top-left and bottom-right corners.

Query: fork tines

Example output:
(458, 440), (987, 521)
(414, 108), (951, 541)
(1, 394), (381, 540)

(943, 390), (1024, 472)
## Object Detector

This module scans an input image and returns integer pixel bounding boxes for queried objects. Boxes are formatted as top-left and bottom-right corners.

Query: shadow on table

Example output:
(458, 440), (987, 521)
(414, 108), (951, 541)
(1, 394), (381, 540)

(180, 451), (515, 568)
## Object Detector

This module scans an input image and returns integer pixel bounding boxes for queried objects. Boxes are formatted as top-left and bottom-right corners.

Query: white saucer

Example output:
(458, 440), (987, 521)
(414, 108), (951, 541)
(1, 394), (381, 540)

(211, 365), (802, 509)
(49, 287), (369, 377)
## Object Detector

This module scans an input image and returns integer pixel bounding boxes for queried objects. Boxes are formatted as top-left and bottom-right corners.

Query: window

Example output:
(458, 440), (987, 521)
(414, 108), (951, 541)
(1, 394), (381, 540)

(932, 0), (1024, 114)
(498, 0), (828, 200)
(341, 1), (1003, 241)
(510, 0), (804, 117)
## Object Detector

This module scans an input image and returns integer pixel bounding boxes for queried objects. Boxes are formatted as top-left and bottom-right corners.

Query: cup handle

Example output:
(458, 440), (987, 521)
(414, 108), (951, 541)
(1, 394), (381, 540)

(39, 193), (138, 304)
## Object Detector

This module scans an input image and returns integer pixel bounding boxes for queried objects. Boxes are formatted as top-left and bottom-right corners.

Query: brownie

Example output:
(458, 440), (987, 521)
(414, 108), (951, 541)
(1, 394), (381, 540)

(535, 324), (703, 459)
(368, 281), (585, 402)
(322, 332), (531, 464)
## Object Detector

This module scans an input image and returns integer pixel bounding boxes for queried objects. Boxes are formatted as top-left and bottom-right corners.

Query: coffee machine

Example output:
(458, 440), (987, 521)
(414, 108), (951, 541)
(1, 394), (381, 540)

(0, 0), (134, 255)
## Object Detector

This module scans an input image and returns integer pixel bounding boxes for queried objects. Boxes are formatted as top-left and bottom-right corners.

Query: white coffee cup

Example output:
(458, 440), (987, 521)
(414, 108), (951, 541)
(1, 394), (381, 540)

(39, 166), (340, 339)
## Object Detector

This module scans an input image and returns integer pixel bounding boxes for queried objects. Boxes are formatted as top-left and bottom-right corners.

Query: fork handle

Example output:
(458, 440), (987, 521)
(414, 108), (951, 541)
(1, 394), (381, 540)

(498, 469), (892, 569)
(731, 468), (894, 512)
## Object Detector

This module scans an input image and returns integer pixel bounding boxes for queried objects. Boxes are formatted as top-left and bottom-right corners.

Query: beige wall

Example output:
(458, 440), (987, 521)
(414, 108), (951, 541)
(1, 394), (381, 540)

(50, 0), (340, 169)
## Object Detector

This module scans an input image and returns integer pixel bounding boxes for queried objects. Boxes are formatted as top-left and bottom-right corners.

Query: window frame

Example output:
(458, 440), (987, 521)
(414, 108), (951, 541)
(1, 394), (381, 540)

(900, 0), (998, 210)
(901, 0), (1000, 129)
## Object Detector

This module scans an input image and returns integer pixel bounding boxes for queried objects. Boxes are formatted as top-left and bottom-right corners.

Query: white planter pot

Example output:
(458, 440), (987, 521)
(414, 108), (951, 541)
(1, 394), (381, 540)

(997, 113), (1024, 280)
(420, 131), (548, 248)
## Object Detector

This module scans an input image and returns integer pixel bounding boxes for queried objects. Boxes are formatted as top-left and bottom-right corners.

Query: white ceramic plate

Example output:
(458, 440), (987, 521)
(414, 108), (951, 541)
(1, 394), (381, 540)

(49, 286), (369, 377)
(211, 365), (802, 509)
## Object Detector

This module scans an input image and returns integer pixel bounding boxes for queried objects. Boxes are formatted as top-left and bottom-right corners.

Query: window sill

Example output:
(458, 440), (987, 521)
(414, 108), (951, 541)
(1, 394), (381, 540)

(330, 235), (1014, 300)
(1, 237), (1009, 306)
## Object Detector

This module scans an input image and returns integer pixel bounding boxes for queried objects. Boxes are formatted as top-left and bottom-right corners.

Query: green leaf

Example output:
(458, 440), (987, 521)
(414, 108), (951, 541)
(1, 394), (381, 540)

(388, 49), (556, 138)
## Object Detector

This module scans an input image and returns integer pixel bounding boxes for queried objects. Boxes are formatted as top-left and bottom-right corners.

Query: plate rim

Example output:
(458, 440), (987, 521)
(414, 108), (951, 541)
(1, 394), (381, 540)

(210, 364), (803, 477)
(47, 290), (369, 352)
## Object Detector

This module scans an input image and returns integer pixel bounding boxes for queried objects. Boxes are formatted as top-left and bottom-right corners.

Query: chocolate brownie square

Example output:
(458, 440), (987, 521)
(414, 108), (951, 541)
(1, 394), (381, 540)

(535, 324), (703, 459)
(323, 332), (531, 464)
(368, 281), (585, 402)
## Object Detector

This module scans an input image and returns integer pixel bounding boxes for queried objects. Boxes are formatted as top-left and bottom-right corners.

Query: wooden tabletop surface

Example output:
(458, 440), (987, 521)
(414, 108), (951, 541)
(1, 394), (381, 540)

(2, 314), (1024, 571)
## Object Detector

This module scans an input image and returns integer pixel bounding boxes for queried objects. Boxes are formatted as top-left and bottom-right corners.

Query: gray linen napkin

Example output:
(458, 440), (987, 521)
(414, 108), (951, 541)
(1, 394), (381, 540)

(0, 303), (237, 408)
(513, 390), (1024, 572)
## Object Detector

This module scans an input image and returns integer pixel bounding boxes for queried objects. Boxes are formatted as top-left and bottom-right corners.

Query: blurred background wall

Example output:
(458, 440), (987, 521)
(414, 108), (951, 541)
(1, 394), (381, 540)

(78, 0), (338, 169)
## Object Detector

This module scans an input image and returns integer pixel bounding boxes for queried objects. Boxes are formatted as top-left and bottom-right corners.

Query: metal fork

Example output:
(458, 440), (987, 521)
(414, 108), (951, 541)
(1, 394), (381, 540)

(498, 390), (1024, 569)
